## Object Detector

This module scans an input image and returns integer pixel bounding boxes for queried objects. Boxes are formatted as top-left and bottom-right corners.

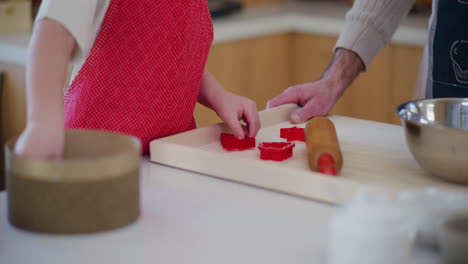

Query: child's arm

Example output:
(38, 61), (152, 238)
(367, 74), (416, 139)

(198, 70), (261, 139)
(14, 18), (76, 159)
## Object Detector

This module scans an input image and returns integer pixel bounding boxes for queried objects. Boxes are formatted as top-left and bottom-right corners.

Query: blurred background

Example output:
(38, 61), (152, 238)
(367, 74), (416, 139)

(0, 0), (432, 154)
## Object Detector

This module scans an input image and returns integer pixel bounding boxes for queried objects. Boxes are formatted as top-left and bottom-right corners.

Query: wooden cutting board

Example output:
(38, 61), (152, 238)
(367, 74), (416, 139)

(149, 104), (468, 204)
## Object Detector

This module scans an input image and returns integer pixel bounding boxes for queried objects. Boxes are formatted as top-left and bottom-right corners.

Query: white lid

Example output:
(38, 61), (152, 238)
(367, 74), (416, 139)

(333, 186), (413, 234)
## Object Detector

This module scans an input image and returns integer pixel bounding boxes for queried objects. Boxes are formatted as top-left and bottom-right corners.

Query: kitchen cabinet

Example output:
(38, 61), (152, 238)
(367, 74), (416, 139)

(390, 45), (424, 124)
(0, 62), (26, 144)
(197, 33), (423, 127)
(0, 62), (26, 190)
(242, 0), (280, 6)
(0, 71), (3, 190)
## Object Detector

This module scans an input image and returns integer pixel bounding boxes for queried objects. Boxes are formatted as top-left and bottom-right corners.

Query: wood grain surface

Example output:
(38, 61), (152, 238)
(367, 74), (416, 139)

(151, 104), (468, 204)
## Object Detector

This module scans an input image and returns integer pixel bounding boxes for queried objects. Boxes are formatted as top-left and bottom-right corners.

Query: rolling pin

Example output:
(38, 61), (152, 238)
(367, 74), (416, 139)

(305, 117), (343, 176)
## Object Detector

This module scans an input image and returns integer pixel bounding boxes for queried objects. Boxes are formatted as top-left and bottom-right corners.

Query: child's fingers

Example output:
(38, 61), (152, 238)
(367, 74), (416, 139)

(243, 104), (261, 138)
(224, 114), (245, 139)
(241, 124), (249, 136)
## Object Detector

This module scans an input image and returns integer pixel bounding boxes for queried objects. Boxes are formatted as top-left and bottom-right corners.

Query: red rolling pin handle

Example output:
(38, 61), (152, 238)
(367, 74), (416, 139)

(305, 117), (343, 175)
(317, 152), (337, 176)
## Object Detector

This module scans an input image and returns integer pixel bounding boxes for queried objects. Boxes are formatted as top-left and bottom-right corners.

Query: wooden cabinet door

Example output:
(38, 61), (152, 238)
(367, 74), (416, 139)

(242, 0), (280, 6)
(0, 70), (3, 190)
(291, 33), (336, 84)
(390, 45), (423, 125)
(0, 62), (26, 143)
(0, 62), (27, 191)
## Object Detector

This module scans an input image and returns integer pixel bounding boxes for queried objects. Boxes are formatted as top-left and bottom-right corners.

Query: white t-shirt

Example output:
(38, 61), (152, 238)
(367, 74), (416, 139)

(35, 0), (111, 81)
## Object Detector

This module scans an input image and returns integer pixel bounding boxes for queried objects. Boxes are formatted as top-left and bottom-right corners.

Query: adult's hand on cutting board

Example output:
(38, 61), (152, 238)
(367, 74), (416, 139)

(267, 79), (341, 124)
(266, 48), (364, 124)
(15, 124), (65, 160)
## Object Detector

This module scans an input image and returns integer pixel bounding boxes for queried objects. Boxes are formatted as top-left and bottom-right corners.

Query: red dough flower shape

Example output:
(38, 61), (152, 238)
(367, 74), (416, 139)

(220, 133), (256, 151)
(280, 127), (305, 142)
(258, 142), (295, 161)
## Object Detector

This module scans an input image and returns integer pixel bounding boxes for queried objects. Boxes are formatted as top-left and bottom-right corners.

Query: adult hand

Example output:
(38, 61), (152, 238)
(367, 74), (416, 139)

(267, 48), (365, 124)
(267, 78), (341, 124)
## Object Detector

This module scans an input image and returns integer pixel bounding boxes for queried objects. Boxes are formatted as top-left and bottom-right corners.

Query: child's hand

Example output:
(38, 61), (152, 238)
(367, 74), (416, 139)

(14, 18), (73, 160)
(14, 123), (65, 160)
(198, 70), (260, 138)
(214, 91), (261, 139)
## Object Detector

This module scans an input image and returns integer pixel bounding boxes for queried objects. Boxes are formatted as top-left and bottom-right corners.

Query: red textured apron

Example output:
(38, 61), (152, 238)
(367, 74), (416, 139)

(64, 0), (213, 154)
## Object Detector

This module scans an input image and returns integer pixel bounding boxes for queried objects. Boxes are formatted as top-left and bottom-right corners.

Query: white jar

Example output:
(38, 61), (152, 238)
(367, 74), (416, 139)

(397, 188), (468, 248)
(329, 188), (415, 264)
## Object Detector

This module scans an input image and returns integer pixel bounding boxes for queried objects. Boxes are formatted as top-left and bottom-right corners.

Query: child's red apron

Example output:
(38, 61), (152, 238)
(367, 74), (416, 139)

(64, 0), (213, 154)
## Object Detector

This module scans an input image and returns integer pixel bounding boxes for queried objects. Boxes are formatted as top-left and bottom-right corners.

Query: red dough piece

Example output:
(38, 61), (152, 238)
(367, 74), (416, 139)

(258, 142), (295, 161)
(317, 153), (338, 176)
(280, 127), (305, 142)
(220, 133), (256, 151)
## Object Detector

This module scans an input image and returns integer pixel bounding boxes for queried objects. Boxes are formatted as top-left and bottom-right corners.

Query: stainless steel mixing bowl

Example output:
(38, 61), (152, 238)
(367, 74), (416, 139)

(397, 98), (468, 184)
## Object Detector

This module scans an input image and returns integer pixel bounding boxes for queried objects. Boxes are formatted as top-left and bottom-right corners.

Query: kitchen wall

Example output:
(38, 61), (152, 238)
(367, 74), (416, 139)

(242, 0), (280, 6)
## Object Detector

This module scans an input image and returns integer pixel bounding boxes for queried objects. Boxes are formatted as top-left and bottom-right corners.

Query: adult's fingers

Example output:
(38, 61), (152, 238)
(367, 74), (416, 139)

(289, 99), (324, 124)
(266, 87), (300, 109)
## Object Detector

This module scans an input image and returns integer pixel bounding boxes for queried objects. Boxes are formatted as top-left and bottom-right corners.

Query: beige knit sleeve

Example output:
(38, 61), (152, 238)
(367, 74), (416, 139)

(335, 0), (416, 69)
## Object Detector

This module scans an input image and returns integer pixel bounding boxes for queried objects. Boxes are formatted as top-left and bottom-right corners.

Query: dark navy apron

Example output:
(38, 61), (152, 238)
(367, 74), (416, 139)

(432, 0), (468, 97)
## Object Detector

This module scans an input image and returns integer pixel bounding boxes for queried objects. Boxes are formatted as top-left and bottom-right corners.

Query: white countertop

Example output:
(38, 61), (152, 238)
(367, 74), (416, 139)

(0, 1), (429, 65)
(0, 116), (442, 264)
(0, 159), (441, 264)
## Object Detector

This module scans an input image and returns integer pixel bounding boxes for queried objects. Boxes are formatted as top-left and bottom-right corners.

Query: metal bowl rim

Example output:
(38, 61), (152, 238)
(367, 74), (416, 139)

(396, 98), (468, 133)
